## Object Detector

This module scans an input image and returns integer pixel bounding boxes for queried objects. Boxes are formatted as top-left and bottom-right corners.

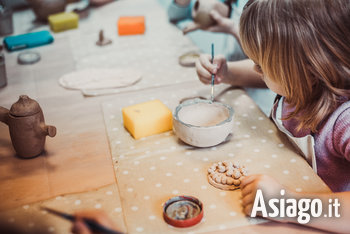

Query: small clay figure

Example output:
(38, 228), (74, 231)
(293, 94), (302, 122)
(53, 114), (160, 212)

(207, 161), (247, 190)
(0, 95), (56, 158)
(96, 29), (112, 46)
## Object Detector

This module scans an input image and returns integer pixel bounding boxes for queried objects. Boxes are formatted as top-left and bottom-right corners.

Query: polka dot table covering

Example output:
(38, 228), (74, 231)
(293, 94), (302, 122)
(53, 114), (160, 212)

(102, 83), (330, 233)
(0, 183), (127, 234)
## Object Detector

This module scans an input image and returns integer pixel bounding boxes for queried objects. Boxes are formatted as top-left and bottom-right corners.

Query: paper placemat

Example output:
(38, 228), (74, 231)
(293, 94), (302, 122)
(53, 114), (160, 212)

(67, 0), (200, 96)
(102, 83), (330, 233)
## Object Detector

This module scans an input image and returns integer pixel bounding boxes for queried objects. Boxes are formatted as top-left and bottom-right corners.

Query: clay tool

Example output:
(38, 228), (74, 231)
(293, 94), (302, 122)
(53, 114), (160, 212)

(41, 207), (123, 234)
(210, 43), (215, 102)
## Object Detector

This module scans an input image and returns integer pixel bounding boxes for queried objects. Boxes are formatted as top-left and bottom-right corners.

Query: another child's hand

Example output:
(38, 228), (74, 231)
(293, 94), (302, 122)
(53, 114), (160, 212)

(183, 22), (201, 34)
(240, 175), (286, 217)
(196, 54), (228, 85)
(207, 10), (238, 37)
(71, 210), (119, 234)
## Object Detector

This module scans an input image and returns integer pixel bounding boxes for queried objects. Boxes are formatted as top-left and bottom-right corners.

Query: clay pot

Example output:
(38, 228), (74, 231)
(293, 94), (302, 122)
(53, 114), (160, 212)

(191, 0), (229, 29)
(0, 95), (56, 158)
(173, 98), (234, 147)
(27, 0), (66, 21)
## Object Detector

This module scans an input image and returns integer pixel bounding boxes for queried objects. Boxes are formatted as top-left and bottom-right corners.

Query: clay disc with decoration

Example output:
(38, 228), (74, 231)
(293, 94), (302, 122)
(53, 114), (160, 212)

(58, 68), (142, 90)
(207, 161), (247, 190)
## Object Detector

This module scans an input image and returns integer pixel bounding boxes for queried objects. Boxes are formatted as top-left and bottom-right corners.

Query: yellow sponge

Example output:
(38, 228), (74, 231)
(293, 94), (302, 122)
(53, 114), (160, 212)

(122, 100), (172, 139)
(48, 12), (79, 33)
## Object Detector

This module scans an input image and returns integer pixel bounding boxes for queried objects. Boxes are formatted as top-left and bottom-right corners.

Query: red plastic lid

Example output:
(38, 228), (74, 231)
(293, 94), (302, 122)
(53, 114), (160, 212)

(163, 195), (203, 228)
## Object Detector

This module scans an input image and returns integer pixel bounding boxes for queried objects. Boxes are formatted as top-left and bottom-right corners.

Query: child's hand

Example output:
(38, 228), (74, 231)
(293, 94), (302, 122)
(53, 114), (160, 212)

(207, 10), (238, 37)
(195, 54), (228, 85)
(183, 22), (201, 34)
(182, 10), (236, 36)
(240, 175), (286, 217)
(71, 210), (119, 234)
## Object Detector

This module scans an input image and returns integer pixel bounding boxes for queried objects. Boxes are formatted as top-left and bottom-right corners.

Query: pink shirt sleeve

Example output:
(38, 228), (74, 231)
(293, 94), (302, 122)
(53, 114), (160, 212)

(332, 108), (350, 161)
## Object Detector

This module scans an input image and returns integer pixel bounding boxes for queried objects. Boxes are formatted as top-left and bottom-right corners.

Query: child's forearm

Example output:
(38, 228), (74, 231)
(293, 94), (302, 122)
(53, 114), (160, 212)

(285, 191), (350, 233)
(226, 59), (267, 88)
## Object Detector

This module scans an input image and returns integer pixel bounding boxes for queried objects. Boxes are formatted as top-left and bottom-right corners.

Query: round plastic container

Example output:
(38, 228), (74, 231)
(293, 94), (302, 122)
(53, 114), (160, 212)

(163, 195), (203, 228)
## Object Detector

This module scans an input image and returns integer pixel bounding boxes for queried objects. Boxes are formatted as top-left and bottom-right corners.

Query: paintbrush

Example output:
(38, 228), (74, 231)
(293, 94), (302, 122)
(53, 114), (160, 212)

(210, 43), (215, 102)
(41, 207), (123, 234)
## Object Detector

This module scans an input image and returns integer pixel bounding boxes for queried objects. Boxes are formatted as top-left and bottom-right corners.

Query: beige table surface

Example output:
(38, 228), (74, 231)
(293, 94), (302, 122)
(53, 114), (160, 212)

(0, 0), (330, 233)
(0, 0), (198, 210)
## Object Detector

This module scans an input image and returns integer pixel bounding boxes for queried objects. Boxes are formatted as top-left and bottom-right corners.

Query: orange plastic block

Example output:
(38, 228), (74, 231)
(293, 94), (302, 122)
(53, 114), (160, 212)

(118, 16), (145, 36)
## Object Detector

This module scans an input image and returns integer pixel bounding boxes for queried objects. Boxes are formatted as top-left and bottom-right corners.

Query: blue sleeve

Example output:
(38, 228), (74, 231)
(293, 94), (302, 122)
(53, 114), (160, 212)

(166, 0), (246, 22)
(167, 1), (193, 22)
(236, 0), (248, 10)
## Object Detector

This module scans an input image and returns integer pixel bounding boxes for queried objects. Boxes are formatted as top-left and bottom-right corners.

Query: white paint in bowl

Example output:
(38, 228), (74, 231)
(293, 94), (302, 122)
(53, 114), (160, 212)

(173, 98), (234, 147)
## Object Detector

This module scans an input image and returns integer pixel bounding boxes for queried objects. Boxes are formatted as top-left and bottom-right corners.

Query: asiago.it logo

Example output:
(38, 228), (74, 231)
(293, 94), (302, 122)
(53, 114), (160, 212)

(251, 189), (340, 224)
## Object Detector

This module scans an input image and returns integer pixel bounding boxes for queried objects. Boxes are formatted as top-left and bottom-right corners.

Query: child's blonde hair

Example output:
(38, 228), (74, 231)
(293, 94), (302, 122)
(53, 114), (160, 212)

(240, 0), (350, 132)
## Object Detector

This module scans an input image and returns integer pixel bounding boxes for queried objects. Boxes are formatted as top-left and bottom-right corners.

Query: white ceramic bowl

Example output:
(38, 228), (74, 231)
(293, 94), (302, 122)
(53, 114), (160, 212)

(173, 98), (234, 147)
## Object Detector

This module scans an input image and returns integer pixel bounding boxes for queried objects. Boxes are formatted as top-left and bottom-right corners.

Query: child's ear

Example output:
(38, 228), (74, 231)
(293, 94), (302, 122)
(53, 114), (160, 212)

(253, 64), (263, 75)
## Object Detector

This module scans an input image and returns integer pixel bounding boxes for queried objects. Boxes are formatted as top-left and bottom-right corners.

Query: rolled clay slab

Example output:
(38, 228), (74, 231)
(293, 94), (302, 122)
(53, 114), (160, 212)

(58, 68), (142, 90)
(207, 161), (247, 190)
(178, 51), (200, 67)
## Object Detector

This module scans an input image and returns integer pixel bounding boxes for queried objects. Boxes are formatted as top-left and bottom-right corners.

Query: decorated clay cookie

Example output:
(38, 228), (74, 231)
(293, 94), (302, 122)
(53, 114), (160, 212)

(207, 161), (247, 190)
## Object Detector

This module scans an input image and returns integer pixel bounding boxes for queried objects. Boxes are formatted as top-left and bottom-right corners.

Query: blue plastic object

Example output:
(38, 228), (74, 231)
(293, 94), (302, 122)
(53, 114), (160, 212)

(3, 30), (54, 52)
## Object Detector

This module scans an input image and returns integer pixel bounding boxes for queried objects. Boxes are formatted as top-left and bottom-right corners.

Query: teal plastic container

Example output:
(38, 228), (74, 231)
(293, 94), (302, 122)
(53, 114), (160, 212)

(3, 30), (54, 52)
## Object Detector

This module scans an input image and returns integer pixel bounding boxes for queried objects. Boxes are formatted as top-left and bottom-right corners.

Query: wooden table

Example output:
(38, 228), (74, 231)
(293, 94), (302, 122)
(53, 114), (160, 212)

(0, 0), (329, 233)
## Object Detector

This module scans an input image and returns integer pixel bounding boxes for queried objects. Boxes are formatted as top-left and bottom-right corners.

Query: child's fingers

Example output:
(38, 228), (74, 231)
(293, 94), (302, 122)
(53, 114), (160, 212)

(209, 9), (224, 24)
(241, 191), (256, 207)
(71, 219), (91, 234)
(241, 182), (256, 197)
(240, 174), (260, 189)
(74, 210), (116, 230)
(199, 54), (227, 74)
(207, 11), (222, 32)
(196, 60), (212, 84)
(182, 22), (199, 34)
(196, 54), (226, 84)
(213, 55), (227, 73)
(206, 26), (220, 33)
(74, 210), (105, 225)
(199, 54), (217, 73)
(243, 203), (253, 216)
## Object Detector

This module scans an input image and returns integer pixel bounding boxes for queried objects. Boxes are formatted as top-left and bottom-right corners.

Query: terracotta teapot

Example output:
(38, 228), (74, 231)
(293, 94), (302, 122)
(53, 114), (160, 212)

(190, 0), (229, 30)
(0, 95), (56, 158)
